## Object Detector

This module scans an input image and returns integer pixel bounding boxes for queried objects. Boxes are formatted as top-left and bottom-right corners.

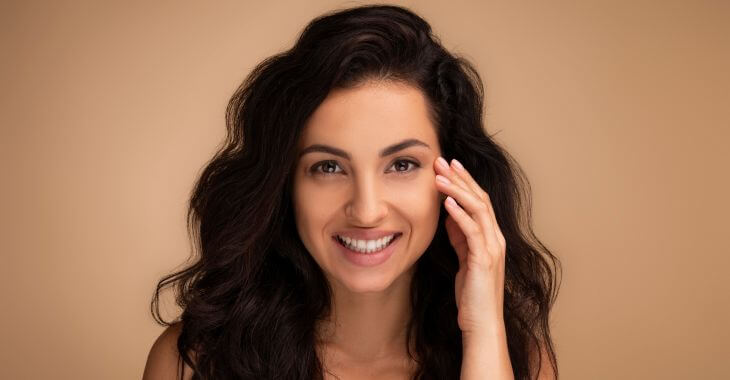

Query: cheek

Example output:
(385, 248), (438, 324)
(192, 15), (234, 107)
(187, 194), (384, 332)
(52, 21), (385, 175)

(392, 176), (441, 215)
(392, 177), (442, 238)
(293, 182), (337, 248)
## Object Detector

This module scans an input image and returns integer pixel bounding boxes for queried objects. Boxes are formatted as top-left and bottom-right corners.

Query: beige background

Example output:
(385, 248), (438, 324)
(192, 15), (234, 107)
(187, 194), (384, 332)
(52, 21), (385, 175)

(2, 0), (728, 379)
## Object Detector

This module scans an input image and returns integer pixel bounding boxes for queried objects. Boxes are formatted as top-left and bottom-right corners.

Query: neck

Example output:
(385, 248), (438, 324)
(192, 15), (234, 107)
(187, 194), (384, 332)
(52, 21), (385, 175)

(316, 267), (416, 364)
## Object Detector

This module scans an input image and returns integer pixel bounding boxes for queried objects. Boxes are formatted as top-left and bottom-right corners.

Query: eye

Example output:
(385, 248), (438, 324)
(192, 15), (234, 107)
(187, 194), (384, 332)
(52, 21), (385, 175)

(309, 158), (421, 177)
(388, 159), (421, 174)
(310, 160), (344, 176)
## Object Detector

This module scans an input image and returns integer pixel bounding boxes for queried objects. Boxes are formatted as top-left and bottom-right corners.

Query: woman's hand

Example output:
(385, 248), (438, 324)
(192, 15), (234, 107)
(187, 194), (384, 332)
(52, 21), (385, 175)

(433, 156), (507, 339)
(434, 156), (514, 379)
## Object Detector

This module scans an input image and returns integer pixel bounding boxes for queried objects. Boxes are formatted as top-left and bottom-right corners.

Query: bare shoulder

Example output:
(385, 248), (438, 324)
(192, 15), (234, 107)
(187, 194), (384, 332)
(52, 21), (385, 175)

(142, 322), (194, 380)
(529, 340), (557, 380)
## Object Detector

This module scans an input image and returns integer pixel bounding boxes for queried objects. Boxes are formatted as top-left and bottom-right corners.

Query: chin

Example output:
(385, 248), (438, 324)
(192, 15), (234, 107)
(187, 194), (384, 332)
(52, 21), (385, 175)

(329, 259), (420, 295)
(330, 270), (396, 293)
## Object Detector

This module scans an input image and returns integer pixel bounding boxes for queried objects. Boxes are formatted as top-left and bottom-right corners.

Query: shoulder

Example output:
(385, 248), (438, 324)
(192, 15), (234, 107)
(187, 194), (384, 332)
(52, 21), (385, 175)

(529, 340), (557, 380)
(142, 322), (194, 380)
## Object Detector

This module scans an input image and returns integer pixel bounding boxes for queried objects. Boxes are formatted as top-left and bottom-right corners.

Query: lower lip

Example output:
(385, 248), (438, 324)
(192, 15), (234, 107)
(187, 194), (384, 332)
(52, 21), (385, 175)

(332, 234), (401, 267)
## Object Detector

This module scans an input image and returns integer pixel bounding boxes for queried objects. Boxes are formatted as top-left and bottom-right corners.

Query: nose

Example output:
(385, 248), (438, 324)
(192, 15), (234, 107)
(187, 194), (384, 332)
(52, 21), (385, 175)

(345, 175), (388, 226)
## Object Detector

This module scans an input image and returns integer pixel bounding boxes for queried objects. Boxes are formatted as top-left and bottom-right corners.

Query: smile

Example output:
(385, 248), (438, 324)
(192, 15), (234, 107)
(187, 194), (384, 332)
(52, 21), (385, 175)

(334, 233), (402, 253)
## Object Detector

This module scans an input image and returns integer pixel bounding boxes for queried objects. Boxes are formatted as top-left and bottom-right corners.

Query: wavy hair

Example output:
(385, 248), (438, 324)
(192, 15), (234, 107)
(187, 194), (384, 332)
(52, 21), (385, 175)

(151, 4), (561, 379)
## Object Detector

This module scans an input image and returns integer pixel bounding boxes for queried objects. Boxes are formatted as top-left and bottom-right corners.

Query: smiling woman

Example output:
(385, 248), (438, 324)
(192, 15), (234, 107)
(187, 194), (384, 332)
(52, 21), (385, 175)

(145, 4), (561, 380)
(293, 82), (443, 297)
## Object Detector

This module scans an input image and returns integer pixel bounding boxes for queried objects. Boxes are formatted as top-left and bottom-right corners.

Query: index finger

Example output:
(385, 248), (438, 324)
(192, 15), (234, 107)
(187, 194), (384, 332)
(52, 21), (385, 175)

(450, 159), (494, 214)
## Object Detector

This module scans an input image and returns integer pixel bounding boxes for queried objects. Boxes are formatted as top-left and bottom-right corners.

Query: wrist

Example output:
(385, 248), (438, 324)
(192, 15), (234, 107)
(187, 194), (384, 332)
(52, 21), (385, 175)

(461, 320), (508, 346)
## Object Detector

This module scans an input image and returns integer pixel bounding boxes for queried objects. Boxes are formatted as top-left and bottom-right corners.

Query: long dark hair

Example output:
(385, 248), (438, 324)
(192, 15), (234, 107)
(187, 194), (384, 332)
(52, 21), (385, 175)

(151, 4), (561, 379)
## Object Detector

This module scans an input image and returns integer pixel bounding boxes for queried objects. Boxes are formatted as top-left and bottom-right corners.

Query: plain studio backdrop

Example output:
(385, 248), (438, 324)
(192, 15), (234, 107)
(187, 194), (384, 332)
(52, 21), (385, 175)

(1, 0), (728, 379)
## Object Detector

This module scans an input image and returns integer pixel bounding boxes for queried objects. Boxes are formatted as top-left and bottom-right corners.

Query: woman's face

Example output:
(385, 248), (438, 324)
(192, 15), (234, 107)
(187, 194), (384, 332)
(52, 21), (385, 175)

(292, 80), (443, 293)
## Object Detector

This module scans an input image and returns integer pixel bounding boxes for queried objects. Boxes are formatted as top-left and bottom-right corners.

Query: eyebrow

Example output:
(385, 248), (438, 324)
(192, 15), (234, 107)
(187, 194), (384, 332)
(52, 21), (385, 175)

(298, 138), (431, 160)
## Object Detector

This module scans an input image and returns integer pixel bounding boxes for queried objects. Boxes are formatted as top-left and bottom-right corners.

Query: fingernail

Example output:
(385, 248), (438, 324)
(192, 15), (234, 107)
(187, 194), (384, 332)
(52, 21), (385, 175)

(445, 196), (457, 207)
(437, 156), (449, 169)
(451, 159), (464, 170)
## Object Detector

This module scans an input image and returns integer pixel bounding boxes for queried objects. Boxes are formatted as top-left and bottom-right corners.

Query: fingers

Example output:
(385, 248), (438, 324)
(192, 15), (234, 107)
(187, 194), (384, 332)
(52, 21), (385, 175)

(448, 159), (506, 248)
(434, 156), (506, 254)
(444, 214), (468, 264)
(436, 173), (493, 232)
(443, 196), (487, 263)
(449, 159), (495, 221)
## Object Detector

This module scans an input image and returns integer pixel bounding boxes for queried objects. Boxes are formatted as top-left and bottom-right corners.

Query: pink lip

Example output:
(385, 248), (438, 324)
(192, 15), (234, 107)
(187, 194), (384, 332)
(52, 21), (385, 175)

(332, 234), (401, 267)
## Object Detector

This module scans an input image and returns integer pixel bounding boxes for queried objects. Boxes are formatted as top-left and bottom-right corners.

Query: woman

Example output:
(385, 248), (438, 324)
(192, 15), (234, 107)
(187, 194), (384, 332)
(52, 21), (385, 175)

(144, 4), (561, 380)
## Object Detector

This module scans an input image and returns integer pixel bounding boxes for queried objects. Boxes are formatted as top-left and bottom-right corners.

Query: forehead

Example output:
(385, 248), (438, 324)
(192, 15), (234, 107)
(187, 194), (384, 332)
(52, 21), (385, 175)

(298, 81), (438, 149)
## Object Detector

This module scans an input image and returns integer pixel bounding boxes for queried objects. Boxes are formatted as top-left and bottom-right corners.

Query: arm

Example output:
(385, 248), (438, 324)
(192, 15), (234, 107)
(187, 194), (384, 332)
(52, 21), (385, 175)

(142, 322), (193, 380)
(460, 327), (514, 380)
(461, 330), (557, 380)
(433, 157), (515, 379)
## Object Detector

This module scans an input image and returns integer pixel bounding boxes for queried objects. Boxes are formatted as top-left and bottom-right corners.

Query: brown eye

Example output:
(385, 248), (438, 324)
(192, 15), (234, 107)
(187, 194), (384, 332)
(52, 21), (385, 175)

(389, 159), (420, 174)
(311, 160), (343, 176)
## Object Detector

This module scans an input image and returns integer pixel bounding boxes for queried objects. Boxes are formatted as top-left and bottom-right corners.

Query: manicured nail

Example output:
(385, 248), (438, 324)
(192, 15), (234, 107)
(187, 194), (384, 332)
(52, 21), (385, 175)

(445, 196), (457, 207)
(437, 156), (449, 169)
(451, 159), (464, 170)
(436, 174), (450, 185)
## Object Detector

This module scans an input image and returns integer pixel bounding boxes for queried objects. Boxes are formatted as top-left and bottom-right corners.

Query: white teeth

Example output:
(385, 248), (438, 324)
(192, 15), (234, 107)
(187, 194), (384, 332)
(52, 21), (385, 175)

(337, 234), (397, 253)
(366, 240), (376, 252)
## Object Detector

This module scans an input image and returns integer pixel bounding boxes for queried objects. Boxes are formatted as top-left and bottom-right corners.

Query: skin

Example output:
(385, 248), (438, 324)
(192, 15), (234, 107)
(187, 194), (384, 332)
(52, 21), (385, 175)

(144, 79), (538, 380)
(291, 79), (514, 379)
(434, 158), (514, 379)
(292, 80), (442, 378)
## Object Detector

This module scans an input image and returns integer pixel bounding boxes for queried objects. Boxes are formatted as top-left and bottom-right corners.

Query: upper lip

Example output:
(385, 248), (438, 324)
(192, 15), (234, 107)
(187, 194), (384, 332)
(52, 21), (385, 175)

(333, 230), (402, 240)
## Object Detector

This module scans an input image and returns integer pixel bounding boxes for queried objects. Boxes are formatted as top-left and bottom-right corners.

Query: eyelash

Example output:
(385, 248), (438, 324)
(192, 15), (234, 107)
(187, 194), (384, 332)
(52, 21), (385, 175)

(310, 158), (421, 177)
